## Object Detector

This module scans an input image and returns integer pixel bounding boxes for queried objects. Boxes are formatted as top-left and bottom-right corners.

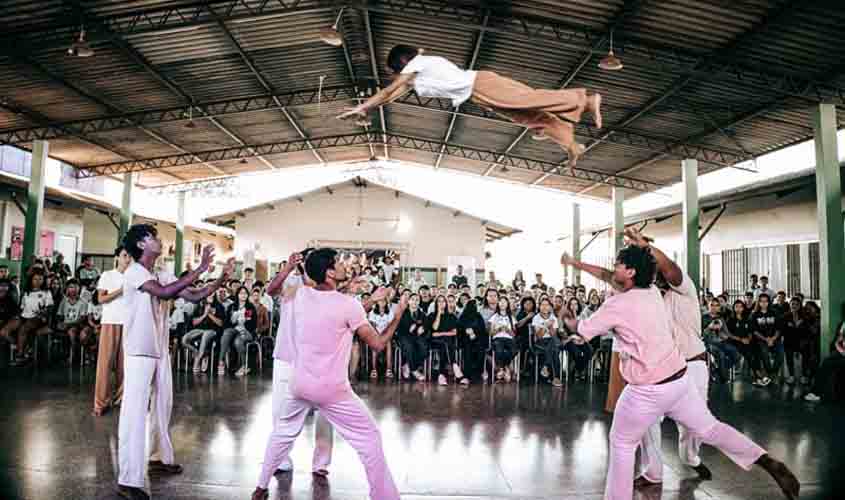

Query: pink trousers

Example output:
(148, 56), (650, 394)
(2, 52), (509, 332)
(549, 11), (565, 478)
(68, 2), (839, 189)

(606, 372), (765, 500)
(257, 390), (399, 499)
(639, 359), (709, 481)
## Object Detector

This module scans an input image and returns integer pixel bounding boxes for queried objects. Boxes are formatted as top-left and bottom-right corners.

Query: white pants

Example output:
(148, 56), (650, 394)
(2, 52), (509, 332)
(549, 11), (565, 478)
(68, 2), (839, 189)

(118, 353), (174, 488)
(264, 359), (333, 475)
(638, 360), (709, 482)
(258, 389), (400, 499)
(608, 372), (765, 500)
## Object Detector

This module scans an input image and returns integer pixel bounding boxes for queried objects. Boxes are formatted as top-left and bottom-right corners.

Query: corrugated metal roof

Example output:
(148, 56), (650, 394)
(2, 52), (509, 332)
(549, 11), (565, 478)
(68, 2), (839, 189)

(0, 0), (842, 198)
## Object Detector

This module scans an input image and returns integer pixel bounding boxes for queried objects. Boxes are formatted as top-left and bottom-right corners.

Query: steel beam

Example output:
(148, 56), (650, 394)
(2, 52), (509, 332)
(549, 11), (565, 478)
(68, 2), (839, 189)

(577, 1), (804, 165)
(213, 13), (323, 165)
(0, 86), (752, 168)
(75, 131), (663, 191)
(813, 103), (844, 358)
(362, 8), (389, 159)
(434, 12), (488, 169)
(6, 1), (841, 106)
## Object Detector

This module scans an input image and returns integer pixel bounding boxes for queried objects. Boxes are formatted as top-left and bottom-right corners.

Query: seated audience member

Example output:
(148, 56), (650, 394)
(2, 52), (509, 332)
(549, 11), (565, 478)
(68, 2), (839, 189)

(575, 285), (587, 304)
(12, 269), (53, 365)
(552, 295), (565, 318)
(242, 267), (255, 291)
(726, 299), (766, 383)
(250, 288), (271, 337)
(534, 273), (548, 292)
(561, 297), (592, 381)
(750, 293), (782, 386)
(804, 322), (845, 402)
(80, 278), (97, 304)
(428, 295), (462, 385)
(458, 298), (488, 385)
(48, 275), (64, 308)
(418, 285), (434, 315)
(55, 279), (88, 364)
(515, 296), (537, 358)
(531, 297), (562, 387)
(220, 286), (258, 377)
(457, 292), (471, 312)
(368, 295), (396, 379)
(407, 269), (427, 292)
(397, 293), (429, 381)
(512, 270), (526, 291)
(479, 288), (499, 323)
(0, 265), (19, 305)
(702, 298), (740, 383)
(782, 297), (811, 385)
(451, 264), (469, 288)
(801, 301), (821, 384)
(81, 292), (102, 365)
(489, 297), (517, 383)
(76, 255), (100, 287)
(349, 291), (372, 380)
(0, 278), (22, 350)
(771, 291), (788, 316)
(183, 294), (225, 373)
(743, 291), (755, 310)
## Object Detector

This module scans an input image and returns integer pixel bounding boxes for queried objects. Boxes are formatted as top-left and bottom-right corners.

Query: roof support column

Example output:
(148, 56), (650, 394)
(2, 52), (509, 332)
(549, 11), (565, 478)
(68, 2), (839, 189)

(612, 187), (624, 255)
(119, 173), (133, 243)
(175, 191), (186, 275)
(22, 140), (48, 272)
(812, 103), (843, 358)
(570, 203), (581, 286)
(682, 159), (700, 290)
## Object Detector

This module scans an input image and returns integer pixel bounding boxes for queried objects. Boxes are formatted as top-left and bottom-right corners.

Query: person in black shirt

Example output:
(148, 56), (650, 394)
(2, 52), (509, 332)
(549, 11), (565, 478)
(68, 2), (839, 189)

(771, 291), (788, 317)
(725, 300), (758, 378)
(428, 295), (461, 385)
(418, 285), (433, 315)
(397, 294), (429, 381)
(457, 299), (488, 385)
(0, 278), (22, 346)
(451, 265), (469, 288)
(182, 294), (226, 373)
(804, 322), (845, 402)
(782, 297), (810, 385)
(221, 286), (258, 377)
(750, 294), (782, 386)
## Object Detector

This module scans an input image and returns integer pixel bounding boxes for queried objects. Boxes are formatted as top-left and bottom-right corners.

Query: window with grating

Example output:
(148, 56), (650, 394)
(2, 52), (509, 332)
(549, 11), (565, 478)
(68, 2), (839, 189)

(786, 244), (801, 297)
(721, 248), (746, 301)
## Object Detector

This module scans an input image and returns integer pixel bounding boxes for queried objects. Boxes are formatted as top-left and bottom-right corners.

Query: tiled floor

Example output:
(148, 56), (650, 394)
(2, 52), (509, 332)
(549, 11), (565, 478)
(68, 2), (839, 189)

(0, 365), (840, 499)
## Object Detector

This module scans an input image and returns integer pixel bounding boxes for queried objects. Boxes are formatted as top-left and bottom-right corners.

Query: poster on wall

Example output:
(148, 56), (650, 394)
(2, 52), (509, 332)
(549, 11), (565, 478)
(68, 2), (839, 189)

(10, 226), (23, 261)
(39, 230), (55, 258)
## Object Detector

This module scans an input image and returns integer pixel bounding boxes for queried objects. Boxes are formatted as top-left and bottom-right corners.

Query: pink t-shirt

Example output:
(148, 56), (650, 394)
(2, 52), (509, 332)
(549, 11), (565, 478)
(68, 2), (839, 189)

(288, 286), (369, 405)
(273, 294), (295, 363)
(663, 273), (706, 359)
(578, 286), (685, 385)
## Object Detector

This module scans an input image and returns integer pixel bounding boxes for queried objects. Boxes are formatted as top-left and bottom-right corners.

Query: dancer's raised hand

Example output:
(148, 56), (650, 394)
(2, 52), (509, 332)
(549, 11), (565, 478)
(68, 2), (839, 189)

(624, 227), (651, 248)
(283, 253), (303, 274)
(370, 286), (390, 303)
(337, 106), (366, 121)
(560, 252), (575, 267)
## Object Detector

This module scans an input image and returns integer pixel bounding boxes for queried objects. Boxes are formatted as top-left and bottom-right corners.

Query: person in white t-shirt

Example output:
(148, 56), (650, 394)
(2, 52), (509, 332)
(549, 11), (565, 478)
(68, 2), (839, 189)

(93, 246), (131, 417)
(338, 45), (603, 167)
(368, 297), (395, 379)
(253, 249), (406, 500)
(11, 269), (53, 366)
(116, 224), (233, 500)
(406, 268), (427, 292)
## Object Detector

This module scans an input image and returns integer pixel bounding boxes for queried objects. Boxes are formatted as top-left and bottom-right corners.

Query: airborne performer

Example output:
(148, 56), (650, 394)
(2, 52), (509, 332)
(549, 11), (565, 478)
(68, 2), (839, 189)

(338, 45), (603, 167)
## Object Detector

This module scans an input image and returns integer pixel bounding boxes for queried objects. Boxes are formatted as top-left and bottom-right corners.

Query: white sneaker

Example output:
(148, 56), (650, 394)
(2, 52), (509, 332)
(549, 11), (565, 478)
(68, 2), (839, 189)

(785, 376), (795, 384)
(235, 366), (246, 377)
(481, 371), (489, 382)
(414, 369), (426, 381)
(504, 368), (512, 383)
(402, 365), (410, 380)
(496, 369), (504, 381)
(453, 363), (464, 380)
(761, 377), (772, 386)
(438, 374), (448, 386)
(803, 392), (821, 402)
(541, 366), (550, 378)
(201, 356), (209, 373)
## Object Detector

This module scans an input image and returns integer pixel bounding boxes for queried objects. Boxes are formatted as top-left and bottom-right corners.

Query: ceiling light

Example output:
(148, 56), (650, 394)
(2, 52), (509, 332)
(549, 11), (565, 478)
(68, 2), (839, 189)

(598, 29), (623, 71)
(320, 8), (345, 47)
(67, 26), (94, 57)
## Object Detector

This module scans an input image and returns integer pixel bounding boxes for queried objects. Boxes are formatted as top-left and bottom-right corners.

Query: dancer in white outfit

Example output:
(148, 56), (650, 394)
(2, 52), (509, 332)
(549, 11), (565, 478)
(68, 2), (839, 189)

(253, 248), (406, 500)
(117, 224), (233, 500)
(262, 252), (333, 476)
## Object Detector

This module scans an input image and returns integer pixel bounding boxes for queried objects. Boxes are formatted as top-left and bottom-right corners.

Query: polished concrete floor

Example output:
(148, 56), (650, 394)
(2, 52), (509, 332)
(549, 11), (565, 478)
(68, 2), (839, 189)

(0, 364), (841, 500)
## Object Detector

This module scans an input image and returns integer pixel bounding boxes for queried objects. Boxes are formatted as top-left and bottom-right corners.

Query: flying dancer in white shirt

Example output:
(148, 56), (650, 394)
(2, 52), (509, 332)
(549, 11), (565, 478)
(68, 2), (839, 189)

(116, 224), (233, 500)
(338, 45), (603, 168)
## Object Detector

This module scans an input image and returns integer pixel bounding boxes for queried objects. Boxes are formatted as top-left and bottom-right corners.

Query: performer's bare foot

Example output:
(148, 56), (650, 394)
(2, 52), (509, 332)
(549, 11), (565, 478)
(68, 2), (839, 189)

(633, 475), (662, 489)
(251, 487), (269, 500)
(116, 484), (150, 500)
(566, 143), (586, 168)
(590, 93), (603, 129)
(756, 455), (800, 499)
(148, 460), (183, 475)
(692, 463), (712, 480)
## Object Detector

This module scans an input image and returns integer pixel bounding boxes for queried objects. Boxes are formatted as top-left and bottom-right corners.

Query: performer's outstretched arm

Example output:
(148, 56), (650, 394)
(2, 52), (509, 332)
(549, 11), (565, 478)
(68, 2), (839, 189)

(560, 252), (617, 289)
(337, 74), (415, 120)
(140, 245), (222, 300)
(356, 295), (408, 352)
(179, 258), (234, 303)
(267, 253), (302, 297)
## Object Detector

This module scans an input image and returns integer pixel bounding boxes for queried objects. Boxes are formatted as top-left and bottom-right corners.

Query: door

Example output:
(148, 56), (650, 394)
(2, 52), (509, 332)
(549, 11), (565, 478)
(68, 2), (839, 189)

(54, 234), (78, 272)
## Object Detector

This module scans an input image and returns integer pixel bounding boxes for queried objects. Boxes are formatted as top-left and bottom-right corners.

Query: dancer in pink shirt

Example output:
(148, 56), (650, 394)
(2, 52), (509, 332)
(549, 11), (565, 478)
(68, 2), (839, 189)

(252, 248), (406, 500)
(560, 244), (799, 500)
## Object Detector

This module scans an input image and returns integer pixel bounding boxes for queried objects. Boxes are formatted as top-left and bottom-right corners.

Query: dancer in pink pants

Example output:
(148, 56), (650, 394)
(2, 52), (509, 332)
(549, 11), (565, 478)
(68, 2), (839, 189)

(560, 244), (799, 500)
(252, 248), (406, 500)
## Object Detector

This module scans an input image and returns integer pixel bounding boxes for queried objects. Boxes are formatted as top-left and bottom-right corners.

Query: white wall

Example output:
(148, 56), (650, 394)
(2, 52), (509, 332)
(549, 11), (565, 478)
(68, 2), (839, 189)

(232, 185), (487, 268)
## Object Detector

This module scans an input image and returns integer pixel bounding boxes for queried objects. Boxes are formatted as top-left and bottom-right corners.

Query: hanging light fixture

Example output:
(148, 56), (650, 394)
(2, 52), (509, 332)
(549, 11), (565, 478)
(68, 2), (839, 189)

(184, 106), (196, 128)
(67, 26), (94, 57)
(320, 8), (345, 47)
(598, 29), (623, 71)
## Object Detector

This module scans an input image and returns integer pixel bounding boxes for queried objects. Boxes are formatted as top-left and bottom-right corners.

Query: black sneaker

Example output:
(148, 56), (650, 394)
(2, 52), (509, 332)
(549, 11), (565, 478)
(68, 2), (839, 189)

(116, 485), (149, 500)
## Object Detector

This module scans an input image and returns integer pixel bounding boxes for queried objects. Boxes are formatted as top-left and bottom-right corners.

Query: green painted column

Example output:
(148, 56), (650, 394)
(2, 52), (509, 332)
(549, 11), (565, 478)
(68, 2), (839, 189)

(682, 159), (700, 290)
(118, 172), (133, 242)
(812, 103), (843, 357)
(612, 187), (624, 255)
(174, 191), (186, 275)
(571, 202), (581, 285)
(22, 140), (48, 271)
